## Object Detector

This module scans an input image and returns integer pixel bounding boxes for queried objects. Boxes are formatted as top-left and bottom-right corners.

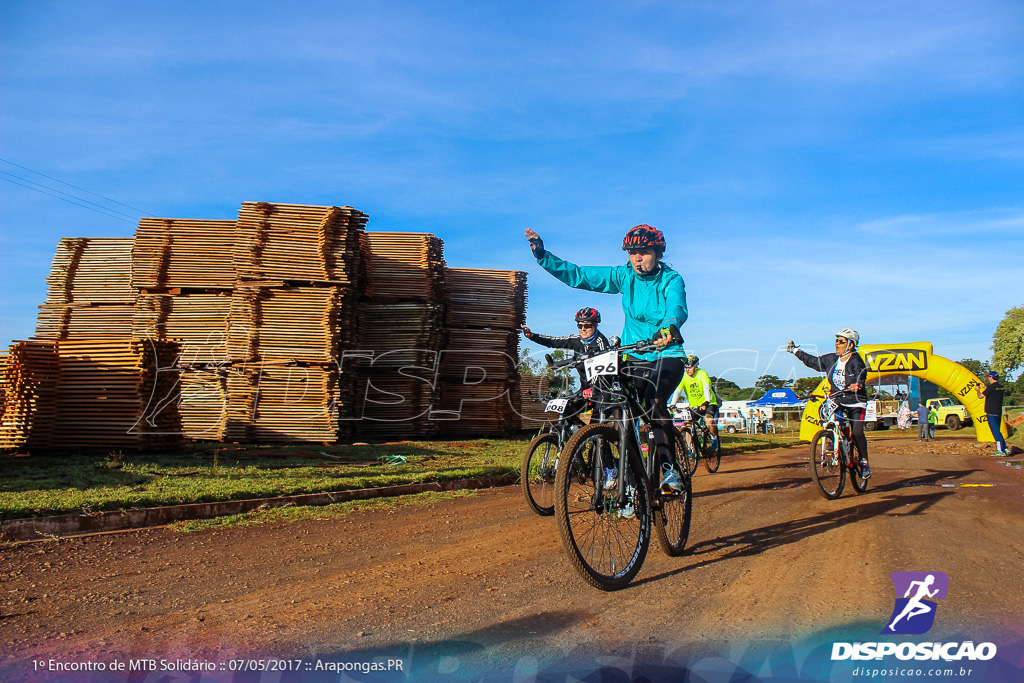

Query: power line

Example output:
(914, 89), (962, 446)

(0, 157), (154, 218)
(0, 171), (139, 220)
(0, 174), (136, 224)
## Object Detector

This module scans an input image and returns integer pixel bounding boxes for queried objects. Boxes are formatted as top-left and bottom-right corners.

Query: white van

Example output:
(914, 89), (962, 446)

(716, 407), (747, 434)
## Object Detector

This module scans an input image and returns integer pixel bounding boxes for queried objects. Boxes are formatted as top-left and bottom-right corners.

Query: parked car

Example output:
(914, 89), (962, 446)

(716, 407), (747, 434)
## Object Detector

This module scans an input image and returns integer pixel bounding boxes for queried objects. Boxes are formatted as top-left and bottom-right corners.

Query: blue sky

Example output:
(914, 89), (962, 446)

(2, 0), (1022, 387)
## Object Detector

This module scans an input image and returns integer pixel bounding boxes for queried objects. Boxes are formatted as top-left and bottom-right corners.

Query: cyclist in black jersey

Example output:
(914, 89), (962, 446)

(521, 307), (612, 422)
(786, 328), (871, 478)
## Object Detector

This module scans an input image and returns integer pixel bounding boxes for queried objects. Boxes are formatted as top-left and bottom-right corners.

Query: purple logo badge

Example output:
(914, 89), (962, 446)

(882, 571), (949, 635)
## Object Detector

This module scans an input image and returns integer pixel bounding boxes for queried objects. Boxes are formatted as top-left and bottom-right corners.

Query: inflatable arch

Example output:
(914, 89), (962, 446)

(799, 341), (1009, 443)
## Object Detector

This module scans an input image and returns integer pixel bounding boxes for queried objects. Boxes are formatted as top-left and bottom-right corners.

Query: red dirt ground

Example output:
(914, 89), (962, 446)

(2, 433), (1022, 681)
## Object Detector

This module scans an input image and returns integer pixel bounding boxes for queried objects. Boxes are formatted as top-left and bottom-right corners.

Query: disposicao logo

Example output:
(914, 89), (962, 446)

(882, 571), (948, 635)
(831, 571), (998, 663)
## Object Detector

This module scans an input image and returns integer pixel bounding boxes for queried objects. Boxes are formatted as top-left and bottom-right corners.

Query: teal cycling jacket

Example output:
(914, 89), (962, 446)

(536, 251), (688, 361)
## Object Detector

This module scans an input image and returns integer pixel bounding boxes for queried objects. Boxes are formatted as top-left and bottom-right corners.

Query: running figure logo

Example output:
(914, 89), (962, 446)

(882, 571), (949, 635)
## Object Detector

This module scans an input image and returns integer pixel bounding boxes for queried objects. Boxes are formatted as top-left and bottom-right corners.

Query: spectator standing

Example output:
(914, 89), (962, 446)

(916, 401), (930, 441)
(975, 371), (1009, 456)
(927, 403), (938, 439)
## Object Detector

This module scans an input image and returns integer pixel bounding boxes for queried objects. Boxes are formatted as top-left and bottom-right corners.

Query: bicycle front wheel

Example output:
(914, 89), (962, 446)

(522, 432), (559, 516)
(702, 427), (721, 473)
(554, 423), (651, 591)
(810, 429), (845, 499)
(653, 461), (692, 556)
(849, 438), (869, 494)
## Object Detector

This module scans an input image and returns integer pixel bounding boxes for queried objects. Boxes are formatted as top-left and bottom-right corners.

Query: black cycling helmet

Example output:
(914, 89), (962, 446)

(622, 224), (666, 255)
(575, 307), (601, 325)
(685, 354), (699, 367)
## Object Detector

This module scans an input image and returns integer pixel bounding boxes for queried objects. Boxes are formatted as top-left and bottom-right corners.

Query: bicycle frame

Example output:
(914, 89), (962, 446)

(588, 354), (680, 509)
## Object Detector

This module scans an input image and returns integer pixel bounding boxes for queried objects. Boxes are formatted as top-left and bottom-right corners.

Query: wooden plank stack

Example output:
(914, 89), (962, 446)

(131, 218), (237, 289)
(8, 199), (537, 448)
(48, 339), (184, 450)
(233, 202), (368, 285)
(353, 232), (448, 439)
(436, 268), (527, 437)
(35, 238), (136, 339)
(518, 375), (552, 428)
(0, 341), (58, 451)
(129, 217), (238, 441)
(361, 232), (446, 300)
(222, 202), (369, 443)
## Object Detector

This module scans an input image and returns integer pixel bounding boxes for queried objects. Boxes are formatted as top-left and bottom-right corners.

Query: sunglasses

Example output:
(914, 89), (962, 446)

(577, 323), (595, 329)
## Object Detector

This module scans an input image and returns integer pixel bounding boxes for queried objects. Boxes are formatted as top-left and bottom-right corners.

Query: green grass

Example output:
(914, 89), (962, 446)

(0, 439), (525, 522)
(0, 430), (802, 525)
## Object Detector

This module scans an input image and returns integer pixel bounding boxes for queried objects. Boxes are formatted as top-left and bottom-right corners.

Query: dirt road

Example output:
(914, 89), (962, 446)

(2, 435), (1022, 682)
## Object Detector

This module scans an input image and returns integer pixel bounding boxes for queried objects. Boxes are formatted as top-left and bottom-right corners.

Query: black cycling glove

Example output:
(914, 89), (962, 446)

(528, 236), (545, 259)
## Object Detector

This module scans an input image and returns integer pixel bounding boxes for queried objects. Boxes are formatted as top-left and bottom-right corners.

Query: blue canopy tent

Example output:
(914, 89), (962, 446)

(748, 388), (805, 407)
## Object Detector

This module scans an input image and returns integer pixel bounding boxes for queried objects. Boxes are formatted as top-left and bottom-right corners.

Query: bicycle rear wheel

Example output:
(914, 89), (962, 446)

(554, 424), (651, 591)
(522, 432), (559, 516)
(702, 426), (721, 473)
(810, 429), (845, 499)
(848, 438), (869, 494)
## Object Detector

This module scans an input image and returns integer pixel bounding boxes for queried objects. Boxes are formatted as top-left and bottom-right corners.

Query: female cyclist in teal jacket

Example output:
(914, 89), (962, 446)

(524, 224), (688, 493)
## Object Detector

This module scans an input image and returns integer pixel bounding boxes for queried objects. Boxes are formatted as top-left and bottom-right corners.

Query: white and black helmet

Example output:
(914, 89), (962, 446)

(835, 328), (860, 346)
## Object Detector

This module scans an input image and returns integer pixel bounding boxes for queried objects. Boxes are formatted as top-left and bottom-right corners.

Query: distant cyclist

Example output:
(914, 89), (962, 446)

(520, 307), (612, 421)
(525, 224), (688, 494)
(786, 328), (871, 478)
(670, 355), (721, 451)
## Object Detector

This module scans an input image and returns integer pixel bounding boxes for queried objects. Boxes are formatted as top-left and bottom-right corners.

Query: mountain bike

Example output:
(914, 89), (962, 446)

(672, 404), (721, 474)
(808, 391), (869, 500)
(553, 335), (692, 591)
(521, 353), (611, 516)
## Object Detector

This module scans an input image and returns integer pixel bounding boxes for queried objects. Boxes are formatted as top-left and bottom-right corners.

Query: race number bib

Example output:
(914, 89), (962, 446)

(819, 398), (838, 424)
(675, 408), (692, 421)
(545, 398), (569, 414)
(584, 350), (619, 381)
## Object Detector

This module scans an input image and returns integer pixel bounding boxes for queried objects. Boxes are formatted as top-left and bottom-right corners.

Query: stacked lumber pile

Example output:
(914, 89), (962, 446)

(353, 232), (448, 439)
(49, 339), (184, 450)
(518, 375), (552, 428)
(223, 202), (368, 443)
(131, 218), (236, 289)
(361, 232), (446, 300)
(0, 339), (181, 451)
(436, 268), (527, 437)
(35, 238), (136, 339)
(129, 217), (238, 441)
(351, 302), (444, 439)
(233, 202), (368, 285)
(0, 341), (58, 450)
(133, 292), (233, 365)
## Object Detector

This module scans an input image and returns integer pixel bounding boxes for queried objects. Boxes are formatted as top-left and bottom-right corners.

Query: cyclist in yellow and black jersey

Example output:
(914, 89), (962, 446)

(669, 355), (721, 450)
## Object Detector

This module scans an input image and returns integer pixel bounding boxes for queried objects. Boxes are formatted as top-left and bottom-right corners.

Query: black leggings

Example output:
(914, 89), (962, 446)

(844, 406), (869, 462)
(623, 356), (686, 469)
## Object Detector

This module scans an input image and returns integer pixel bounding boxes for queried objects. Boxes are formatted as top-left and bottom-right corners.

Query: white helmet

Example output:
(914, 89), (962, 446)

(835, 328), (860, 346)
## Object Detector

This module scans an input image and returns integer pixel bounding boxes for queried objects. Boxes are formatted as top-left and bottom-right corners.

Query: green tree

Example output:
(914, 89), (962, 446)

(992, 305), (1024, 377)
(792, 376), (824, 397)
(731, 387), (764, 401)
(710, 376), (741, 400)
(755, 374), (785, 392)
(518, 348), (577, 394)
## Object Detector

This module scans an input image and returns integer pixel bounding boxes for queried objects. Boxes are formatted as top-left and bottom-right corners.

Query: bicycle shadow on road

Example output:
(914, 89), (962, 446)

(636, 489), (953, 586)
(867, 467), (981, 493)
